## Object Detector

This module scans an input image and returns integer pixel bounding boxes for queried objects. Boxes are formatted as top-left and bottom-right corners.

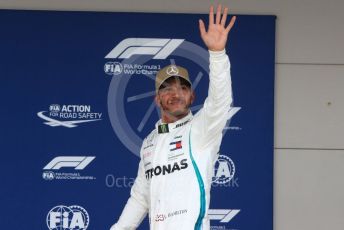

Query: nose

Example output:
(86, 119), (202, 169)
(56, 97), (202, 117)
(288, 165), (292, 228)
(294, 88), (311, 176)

(171, 86), (183, 97)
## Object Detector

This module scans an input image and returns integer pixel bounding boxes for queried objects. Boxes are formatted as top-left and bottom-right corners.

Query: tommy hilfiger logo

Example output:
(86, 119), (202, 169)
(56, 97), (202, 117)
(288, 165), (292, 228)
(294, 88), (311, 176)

(170, 140), (182, 151)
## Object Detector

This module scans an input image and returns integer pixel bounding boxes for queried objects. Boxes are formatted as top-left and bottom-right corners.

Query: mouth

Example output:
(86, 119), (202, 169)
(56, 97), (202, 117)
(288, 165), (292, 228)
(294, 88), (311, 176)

(162, 99), (189, 117)
(168, 102), (184, 108)
(167, 99), (184, 106)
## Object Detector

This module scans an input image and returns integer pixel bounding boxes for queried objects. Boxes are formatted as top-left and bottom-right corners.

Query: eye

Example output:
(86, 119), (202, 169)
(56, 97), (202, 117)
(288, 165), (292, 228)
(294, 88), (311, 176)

(165, 86), (173, 92)
(181, 85), (189, 91)
(160, 86), (172, 94)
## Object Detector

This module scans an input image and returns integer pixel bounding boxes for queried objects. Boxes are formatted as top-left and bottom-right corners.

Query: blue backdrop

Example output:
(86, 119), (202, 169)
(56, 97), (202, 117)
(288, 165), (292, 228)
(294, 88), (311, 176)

(0, 9), (275, 230)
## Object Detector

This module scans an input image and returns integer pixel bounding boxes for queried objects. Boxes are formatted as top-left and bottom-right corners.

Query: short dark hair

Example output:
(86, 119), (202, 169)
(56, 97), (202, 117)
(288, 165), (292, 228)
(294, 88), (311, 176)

(158, 76), (192, 91)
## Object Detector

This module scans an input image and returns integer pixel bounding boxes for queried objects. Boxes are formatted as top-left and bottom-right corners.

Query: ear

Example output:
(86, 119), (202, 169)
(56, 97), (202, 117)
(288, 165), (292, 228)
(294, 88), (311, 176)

(190, 91), (195, 104)
(155, 94), (161, 108)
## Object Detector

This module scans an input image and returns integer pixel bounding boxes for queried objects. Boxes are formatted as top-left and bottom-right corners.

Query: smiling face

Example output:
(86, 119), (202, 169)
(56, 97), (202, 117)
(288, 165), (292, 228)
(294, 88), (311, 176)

(155, 76), (195, 123)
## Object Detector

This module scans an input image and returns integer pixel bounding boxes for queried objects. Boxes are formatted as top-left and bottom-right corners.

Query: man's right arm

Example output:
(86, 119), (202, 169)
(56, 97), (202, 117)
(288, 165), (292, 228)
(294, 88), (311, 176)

(110, 158), (149, 230)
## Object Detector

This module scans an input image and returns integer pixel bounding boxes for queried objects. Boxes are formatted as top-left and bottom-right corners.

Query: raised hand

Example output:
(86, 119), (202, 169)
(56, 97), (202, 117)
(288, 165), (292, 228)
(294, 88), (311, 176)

(199, 5), (236, 51)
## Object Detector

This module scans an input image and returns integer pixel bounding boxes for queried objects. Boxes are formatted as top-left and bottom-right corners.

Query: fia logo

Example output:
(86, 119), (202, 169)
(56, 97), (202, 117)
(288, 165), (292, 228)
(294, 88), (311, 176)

(42, 171), (55, 180)
(49, 104), (61, 113)
(46, 205), (90, 230)
(104, 62), (123, 75)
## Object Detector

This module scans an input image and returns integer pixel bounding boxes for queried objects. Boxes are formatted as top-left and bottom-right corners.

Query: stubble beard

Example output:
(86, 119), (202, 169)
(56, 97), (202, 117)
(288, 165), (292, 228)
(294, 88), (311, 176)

(160, 100), (191, 121)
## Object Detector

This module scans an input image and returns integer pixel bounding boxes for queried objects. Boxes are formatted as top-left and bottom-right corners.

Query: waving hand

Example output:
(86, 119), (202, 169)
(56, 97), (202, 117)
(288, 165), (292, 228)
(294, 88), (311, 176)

(199, 5), (236, 51)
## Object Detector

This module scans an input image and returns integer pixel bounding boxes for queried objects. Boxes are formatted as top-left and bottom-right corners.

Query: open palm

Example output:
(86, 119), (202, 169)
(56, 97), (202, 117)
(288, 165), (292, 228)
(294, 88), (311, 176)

(199, 5), (236, 51)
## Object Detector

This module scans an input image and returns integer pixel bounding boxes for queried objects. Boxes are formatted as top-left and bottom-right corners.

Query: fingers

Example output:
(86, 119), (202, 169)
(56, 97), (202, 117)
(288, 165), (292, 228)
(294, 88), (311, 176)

(209, 5), (214, 25)
(220, 7), (228, 26)
(225, 16), (237, 33)
(215, 4), (221, 24)
(208, 4), (236, 32)
(199, 19), (206, 37)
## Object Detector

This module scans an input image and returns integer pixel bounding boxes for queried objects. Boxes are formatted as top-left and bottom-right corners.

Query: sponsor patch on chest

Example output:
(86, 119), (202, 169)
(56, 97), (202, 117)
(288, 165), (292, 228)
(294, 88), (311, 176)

(168, 137), (185, 161)
(169, 140), (182, 151)
(145, 159), (188, 180)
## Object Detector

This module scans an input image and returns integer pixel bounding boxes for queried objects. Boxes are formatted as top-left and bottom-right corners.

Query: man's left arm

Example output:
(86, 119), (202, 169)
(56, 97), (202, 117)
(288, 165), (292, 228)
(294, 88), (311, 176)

(192, 5), (236, 149)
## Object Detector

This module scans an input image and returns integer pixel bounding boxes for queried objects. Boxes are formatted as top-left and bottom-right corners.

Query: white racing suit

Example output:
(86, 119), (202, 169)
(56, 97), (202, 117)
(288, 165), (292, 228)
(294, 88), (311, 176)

(111, 49), (233, 230)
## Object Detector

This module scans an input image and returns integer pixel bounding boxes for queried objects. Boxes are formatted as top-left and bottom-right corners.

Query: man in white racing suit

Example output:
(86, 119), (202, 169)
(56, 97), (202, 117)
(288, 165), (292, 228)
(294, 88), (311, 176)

(110, 5), (236, 230)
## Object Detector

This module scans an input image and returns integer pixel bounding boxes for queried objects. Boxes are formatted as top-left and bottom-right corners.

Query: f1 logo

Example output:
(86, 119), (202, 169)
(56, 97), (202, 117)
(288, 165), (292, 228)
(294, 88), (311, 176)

(208, 209), (240, 223)
(44, 156), (95, 170)
(105, 38), (184, 59)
